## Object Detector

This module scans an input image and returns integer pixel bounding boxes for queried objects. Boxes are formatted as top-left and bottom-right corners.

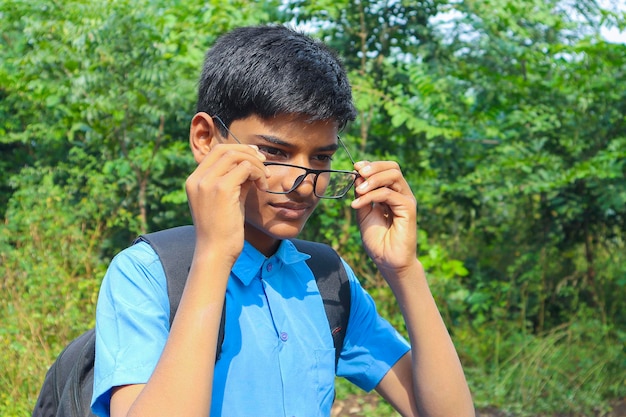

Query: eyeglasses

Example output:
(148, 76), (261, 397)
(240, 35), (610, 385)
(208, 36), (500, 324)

(213, 116), (359, 199)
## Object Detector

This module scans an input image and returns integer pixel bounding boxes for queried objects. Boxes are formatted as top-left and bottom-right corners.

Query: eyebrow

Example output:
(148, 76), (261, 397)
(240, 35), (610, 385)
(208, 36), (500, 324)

(256, 134), (339, 152)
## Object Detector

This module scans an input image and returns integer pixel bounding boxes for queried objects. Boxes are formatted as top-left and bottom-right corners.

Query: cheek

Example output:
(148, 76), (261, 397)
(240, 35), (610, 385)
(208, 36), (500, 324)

(244, 186), (264, 214)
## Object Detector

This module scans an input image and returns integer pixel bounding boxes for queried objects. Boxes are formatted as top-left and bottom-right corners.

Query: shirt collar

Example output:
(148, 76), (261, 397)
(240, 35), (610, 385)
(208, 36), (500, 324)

(231, 239), (310, 286)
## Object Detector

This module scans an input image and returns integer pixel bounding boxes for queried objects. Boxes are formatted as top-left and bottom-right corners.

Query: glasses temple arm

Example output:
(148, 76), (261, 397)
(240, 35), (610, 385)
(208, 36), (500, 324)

(337, 135), (357, 165)
(213, 115), (243, 144)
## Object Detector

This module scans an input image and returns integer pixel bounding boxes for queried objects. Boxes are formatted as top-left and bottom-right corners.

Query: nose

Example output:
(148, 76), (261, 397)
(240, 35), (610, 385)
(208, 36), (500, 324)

(283, 167), (315, 196)
(291, 173), (308, 189)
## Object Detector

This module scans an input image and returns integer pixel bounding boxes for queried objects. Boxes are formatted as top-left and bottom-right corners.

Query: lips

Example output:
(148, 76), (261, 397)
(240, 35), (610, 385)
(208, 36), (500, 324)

(269, 201), (313, 220)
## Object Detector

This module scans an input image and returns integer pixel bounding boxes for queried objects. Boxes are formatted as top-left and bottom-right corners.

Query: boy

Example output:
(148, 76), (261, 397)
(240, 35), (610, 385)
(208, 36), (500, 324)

(91, 25), (474, 417)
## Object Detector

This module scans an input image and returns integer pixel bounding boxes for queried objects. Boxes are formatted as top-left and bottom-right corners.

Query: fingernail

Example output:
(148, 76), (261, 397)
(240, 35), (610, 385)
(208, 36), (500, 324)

(356, 181), (368, 192)
(249, 145), (265, 160)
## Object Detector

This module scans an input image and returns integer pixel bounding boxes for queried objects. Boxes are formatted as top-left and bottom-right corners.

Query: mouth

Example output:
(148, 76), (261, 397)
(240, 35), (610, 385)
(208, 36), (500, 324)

(269, 201), (314, 220)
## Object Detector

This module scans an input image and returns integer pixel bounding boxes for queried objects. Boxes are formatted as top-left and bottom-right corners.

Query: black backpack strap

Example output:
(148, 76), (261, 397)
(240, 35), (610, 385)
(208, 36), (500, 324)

(291, 239), (351, 370)
(135, 225), (226, 360)
(134, 225), (195, 323)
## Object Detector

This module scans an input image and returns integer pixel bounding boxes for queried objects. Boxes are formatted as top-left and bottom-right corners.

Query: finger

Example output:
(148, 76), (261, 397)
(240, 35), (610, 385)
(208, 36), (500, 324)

(353, 161), (409, 195)
(224, 160), (268, 194)
(351, 186), (417, 220)
(198, 144), (267, 174)
(208, 153), (270, 183)
(189, 157), (269, 198)
(190, 146), (269, 188)
(354, 160), (402, 176)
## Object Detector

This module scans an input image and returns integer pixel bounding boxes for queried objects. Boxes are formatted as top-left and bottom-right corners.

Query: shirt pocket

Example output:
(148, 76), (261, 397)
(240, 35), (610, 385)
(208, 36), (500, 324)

(314, 348), (336, 414)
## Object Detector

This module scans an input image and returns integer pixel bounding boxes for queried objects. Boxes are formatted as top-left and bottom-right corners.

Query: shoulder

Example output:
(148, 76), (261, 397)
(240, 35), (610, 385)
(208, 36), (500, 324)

(100, 241), (167, 300)
(108, 241), (163, 275)
(112, 240), (161, 265)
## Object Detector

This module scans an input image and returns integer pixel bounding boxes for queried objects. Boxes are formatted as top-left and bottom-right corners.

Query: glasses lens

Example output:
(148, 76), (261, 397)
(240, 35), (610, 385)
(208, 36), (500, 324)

(265, 164), (356, 198)
(318, 171), (357, 198)
(264, 164), (305, 194)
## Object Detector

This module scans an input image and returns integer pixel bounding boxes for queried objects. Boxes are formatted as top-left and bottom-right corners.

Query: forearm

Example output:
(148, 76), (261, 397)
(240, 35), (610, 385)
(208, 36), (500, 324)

(123, 248), (232, 417)
(383, 261), (475, 417)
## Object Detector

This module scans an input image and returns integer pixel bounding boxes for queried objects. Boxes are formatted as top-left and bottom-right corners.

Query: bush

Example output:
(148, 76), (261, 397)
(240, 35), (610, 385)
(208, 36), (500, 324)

(0, 170), (106, 416)
(457, 312), (626, 416)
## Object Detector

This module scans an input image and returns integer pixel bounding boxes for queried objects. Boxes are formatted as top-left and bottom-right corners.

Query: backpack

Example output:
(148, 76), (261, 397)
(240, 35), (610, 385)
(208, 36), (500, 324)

(32, 226), (351, 417)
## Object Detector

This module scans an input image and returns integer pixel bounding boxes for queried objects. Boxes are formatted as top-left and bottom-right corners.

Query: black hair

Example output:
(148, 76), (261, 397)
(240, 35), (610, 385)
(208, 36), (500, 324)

(196, 25), (357, 133)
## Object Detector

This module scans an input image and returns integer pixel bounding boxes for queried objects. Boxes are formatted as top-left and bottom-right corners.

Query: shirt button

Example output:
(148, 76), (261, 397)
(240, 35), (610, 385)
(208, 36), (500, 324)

(266, 262), (273, 272)
(279, 331), (288, 342)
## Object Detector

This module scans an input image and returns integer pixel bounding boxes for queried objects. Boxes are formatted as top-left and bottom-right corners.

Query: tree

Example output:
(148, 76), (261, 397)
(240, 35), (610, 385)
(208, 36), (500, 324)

(429, 0), (626, 330)
(0, 1), (280, 413)
(2, 1), (624, 414)
(0, 0), (282, 239)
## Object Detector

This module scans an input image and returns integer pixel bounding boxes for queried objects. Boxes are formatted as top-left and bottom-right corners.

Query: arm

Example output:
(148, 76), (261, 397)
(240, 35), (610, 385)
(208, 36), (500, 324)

(109, 113), (269, 417)
(351, 161), (475, 417)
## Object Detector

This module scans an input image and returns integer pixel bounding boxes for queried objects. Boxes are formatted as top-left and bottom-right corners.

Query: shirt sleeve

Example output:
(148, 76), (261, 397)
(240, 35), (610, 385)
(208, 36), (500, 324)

(336, 259), (411, 392)
(91, 242), (170, 417)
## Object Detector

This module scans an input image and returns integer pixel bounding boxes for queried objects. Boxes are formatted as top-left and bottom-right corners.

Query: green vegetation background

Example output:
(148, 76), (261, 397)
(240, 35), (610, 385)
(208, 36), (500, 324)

(1, 1), (624, 415)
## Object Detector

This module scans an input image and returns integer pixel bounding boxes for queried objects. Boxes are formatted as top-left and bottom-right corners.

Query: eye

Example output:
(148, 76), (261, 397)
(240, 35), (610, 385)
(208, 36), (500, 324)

(315, 154), (333, 162)
(313, 154), (334, 164)
(258, 146), (288, 160)
(311, 154), (334, 168)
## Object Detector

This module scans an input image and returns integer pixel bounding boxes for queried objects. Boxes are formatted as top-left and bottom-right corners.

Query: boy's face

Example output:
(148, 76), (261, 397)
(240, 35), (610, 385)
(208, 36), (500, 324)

(219, 113), (340, 255)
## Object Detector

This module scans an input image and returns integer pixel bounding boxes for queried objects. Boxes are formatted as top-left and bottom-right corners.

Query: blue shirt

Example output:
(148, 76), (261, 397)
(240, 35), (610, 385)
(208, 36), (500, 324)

(92, 239), (410, 417)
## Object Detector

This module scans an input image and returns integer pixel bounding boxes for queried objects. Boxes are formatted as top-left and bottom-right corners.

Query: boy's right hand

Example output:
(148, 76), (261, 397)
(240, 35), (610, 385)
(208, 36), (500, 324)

(185, 143), (269, 263)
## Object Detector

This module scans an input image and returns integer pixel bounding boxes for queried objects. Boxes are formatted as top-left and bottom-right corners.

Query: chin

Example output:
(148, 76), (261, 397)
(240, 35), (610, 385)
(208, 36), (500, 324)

(244, 218), (309, 249)
(266, 221), (308, 239)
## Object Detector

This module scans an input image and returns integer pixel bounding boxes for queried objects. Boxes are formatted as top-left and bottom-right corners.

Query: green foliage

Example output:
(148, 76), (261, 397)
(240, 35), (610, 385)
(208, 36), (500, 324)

(0, 0), (278, 414)
(433, 1), (626, 332)
(457, 313), (625, 416)
(0, 0), (281, 239)
(0, 168), (106, 415)
(1, 0), (625, 415)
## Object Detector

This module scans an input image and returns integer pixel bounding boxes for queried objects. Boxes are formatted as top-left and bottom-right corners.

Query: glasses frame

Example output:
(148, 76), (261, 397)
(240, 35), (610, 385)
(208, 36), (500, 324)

(212, 115), (359, 199)
(262, 162), (358, 199)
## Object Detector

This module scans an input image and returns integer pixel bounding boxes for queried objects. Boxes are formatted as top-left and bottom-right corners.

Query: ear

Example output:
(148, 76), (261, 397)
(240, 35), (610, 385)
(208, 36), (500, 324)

(189, 112), (221, 163)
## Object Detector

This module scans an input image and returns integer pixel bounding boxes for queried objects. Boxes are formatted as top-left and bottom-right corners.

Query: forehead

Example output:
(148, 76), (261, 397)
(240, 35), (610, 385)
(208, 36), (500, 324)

(229, 114), (339, 149)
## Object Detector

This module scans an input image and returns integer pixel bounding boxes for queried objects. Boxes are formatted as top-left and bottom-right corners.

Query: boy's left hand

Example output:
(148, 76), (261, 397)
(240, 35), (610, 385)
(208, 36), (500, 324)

(351, 161), (418, 275)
